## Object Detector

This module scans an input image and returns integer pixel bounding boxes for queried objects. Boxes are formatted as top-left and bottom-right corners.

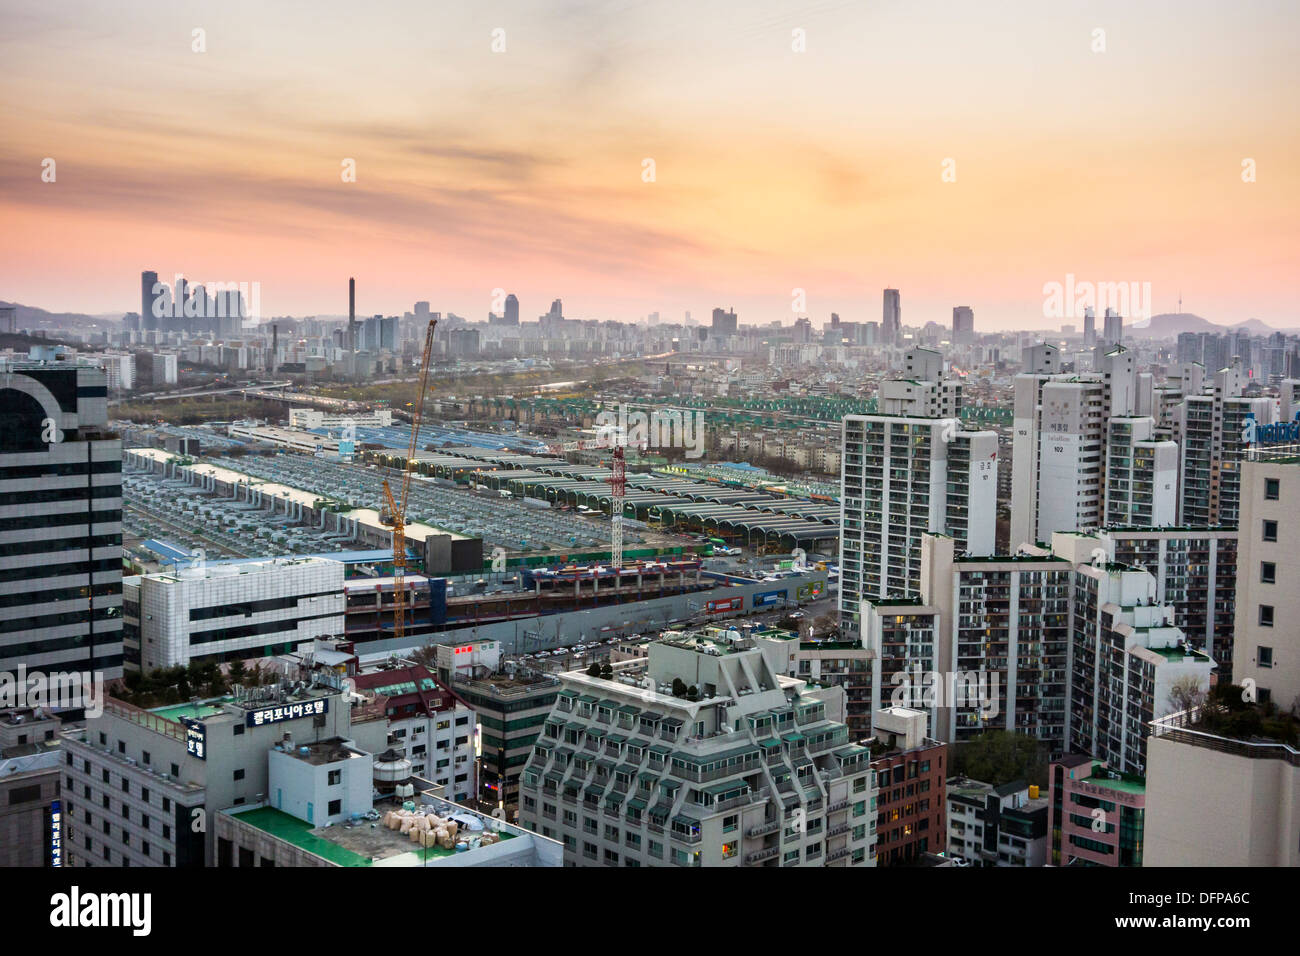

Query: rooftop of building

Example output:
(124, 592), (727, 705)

(277, 737), (366, 767)
(225, 793), (520, 867)
(1079, 761), (1146, 795)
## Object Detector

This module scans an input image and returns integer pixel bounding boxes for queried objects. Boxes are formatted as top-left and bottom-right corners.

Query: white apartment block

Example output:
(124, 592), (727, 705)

(1231, 455), (1300, 710)
(839, 414), (996, 629)
(1053, 534), (1214, 776)
(1011, 347), (1149, 549)
(1104, 417), (1177, 527)
(1094, 527), (1238, 684)
(1011, 375), (1106, 547)
(124, 556), (345, 670)
(518, 631), (878, 867)
(918, 534), (1072, 751)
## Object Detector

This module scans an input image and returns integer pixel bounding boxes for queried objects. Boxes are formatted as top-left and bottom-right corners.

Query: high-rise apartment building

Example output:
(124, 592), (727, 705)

(839, 414), (997, 618)
(1011, 346), (1150, 548)
(1101, 308), (1123, 348)
(1096, 527), (1238, 684)
(0, 358), (123, 681)
(1083, 306), (1097, 349)
(1171, 365), (1272, 527)
(1056, 538), (1214, 776)
(1231, 454), (1299, 709)
(918, 534), (1072, 750)
(1103, 417), (1177, 527)
(517, 630), (878, 867)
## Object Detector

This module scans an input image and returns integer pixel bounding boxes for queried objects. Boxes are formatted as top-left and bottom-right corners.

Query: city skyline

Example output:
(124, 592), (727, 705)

(2, 0), (1298, 329)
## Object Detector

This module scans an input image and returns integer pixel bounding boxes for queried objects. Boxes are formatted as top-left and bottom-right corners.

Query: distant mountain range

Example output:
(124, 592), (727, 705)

(1128, 313), (1295, 338)
(0, 301), (117, 328)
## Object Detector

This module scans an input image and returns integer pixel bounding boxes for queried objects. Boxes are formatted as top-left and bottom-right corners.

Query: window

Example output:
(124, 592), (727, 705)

(233, 768), (245, 781)
(233, 724), (244, 736)
(170, 764), (179, 778)
(142, 751), (150, 765)
(1265, 478), (1280, 501)
(328, 770), (342, 786)
(1263, 520), (1278, 543)
(1260, 606), (1274, 628)
(1258, 647), (1273, 669)
(1262, 562), (1276, 584)
(328, 799), (341, 815)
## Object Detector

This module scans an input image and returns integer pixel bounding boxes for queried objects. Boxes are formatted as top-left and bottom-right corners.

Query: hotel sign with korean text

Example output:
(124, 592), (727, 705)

(50, 800), (62, 867)
(181, 717), (207, 760)
(245, 698), (328, 728)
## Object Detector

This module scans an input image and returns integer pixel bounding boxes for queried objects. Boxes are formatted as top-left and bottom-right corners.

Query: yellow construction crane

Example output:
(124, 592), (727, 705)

(381, 318), (437, 645)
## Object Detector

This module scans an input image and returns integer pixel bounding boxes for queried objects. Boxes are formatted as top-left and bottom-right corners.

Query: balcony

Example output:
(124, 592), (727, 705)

(745, 846), (780, 864)
(747, 819), (780, 838)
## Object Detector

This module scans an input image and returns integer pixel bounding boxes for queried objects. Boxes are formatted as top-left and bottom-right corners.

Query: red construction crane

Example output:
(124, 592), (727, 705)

(609, 445), (626, 569)
(381, 317), (437, 645)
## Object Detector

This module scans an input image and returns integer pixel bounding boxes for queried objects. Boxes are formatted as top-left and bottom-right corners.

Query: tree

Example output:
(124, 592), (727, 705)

(1167, 674), (1207, 716)
(409, 643), (438, 669)
(672, 677), (688, 698)
(600, 662), (613, 678)
(228, 659), (246, 686)
(586, 662), (602, 678)
(950, 730), (1048, 788)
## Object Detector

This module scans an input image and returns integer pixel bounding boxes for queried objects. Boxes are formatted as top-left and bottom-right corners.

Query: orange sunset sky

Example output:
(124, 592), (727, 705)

(1, 0), (1297, 329)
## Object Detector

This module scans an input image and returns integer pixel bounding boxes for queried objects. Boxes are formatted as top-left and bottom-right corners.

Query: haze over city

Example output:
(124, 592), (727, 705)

(2, 0), (1297, 328)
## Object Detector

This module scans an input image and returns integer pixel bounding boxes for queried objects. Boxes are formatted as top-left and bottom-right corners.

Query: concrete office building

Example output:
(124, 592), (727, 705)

(448, 667), (559, 813)
(517, 631), (878, 867)
(952, 306), (974, 346)
(123, 556), (345, 671)
(1231, 454), (1300, 709)
(1144, 708), (1300, 866)
(839, 414), (996, 620)
(882, 289), (901, 346)
(60, 684), (385, 866)
(1047, 754), (1146, 867)
(0, 357), (124, 680)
